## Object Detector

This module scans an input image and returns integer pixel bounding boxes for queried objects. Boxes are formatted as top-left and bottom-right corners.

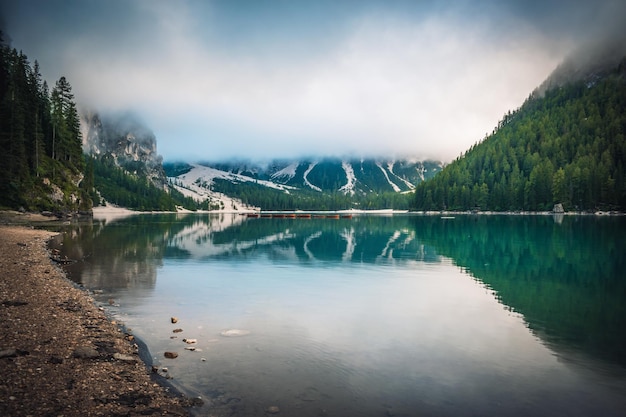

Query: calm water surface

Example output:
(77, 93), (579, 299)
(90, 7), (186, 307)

(52, 213), (626, 417)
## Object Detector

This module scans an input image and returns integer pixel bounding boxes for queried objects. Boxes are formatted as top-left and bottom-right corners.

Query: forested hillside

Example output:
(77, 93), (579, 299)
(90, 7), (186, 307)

(90, 156), (203, 211)
(413, 57), (626, 212)
(211, 178), (412, 211)
(0, 32), (90, 212)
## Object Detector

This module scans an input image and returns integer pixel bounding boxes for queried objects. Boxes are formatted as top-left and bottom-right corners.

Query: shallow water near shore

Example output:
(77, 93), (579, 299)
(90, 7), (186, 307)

(51, 213), (626, 416)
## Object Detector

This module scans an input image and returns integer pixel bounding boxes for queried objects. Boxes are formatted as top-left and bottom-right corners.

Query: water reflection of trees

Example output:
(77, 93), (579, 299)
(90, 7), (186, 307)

(411, 215), (626, 368)
(54, 214), (215, 290)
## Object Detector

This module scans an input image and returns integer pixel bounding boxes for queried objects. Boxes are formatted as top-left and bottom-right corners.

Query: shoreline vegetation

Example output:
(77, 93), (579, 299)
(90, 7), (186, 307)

(0, 213), (195, 416)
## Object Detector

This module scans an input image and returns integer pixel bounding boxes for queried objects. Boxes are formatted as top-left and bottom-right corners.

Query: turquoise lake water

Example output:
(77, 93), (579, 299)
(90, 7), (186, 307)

(53, 213), (626, 416)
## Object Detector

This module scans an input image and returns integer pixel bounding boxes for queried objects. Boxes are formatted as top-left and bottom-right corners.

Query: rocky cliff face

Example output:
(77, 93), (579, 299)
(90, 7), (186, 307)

(80, 111), (167, 187)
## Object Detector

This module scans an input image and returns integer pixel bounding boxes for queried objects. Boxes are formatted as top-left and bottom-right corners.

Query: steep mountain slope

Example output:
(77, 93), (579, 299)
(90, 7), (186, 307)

(81, 112), (167, 188)
(413, 54), (626, 212)
(80, 111), (440, 212)
(189, 158), (442, 194)
(168, 163), (287, 211)
(165, 158), (442, 210)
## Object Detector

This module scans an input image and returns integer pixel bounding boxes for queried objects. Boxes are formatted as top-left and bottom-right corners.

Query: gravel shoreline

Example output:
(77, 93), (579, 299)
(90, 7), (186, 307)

(0, 220), (192, 416)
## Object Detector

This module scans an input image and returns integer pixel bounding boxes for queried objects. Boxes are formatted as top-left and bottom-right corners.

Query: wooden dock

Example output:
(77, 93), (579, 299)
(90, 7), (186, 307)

(246, 212), (353, 219)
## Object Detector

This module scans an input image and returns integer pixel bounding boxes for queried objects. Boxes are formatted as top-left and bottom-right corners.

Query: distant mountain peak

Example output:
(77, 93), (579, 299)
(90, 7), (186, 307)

(165, 157), (443, 207)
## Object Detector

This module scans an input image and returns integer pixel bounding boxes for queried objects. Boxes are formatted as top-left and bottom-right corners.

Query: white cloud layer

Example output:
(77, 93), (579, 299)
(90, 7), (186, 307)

(3, 0), (621, 162)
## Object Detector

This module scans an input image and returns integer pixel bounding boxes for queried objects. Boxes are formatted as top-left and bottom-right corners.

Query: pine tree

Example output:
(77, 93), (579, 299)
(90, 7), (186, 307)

(0, 31), (89, 211)
(50, 77), (82, 168)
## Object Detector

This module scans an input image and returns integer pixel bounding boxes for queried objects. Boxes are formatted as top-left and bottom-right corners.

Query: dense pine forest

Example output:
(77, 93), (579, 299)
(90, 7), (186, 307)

(413, 57), (626, 212)
(0, 32), (90, 212)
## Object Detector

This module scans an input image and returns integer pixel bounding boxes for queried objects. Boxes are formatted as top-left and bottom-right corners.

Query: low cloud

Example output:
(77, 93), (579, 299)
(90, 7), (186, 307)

(4, 1), (624, 162)
(69, 11), (562, 161)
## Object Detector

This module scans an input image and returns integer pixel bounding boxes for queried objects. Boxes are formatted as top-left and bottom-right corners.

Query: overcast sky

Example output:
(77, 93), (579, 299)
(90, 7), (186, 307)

(2, 0), (625, 162)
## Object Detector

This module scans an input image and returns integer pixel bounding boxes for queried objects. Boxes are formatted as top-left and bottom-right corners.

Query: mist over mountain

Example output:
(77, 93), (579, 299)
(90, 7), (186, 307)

(79, 31), (626, 213)
(80, 111), (167, 187)
(536, 35), (626, 96)
(413, 47), (626, 212)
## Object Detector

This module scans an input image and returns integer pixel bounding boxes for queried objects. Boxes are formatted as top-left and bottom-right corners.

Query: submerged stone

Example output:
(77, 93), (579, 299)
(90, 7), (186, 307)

(185, 347), (202, 351)
(220, 329), (250, 337)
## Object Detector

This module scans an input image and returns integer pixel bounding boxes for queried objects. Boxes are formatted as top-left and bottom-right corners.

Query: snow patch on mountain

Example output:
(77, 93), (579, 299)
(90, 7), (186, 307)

(169, 163), (296, 211)
(303, 162), (322, 192)
(185, 164), (294, 192)
(339, 161), (356, 195)
(416, 166), (426, 182)
(387, 162), (415, 190)
(165, 157), (443, 205)
(271, 161), (299, 182)
(376, 162), (401, 192)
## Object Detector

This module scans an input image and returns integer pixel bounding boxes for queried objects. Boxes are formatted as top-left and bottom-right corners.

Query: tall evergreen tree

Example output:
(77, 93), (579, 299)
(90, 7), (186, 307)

(0, 31), (88, 211)
(48, 76), (84, 175)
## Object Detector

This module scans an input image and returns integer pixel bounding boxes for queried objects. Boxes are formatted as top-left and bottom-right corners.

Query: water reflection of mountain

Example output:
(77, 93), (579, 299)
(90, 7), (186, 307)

(56, 213), (626, 369)
(411, 215), (626, 368)
(57, 214), (444, 290)
(54, 213), (243, 290)
(169, 215), (442, 264)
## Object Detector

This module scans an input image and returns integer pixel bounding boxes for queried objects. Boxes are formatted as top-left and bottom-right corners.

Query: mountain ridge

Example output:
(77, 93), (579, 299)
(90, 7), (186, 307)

(165, 158), (442, 210)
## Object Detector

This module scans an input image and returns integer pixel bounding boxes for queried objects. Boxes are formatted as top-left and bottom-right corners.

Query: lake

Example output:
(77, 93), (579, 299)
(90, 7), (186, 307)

(51, 213), (626, 417)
